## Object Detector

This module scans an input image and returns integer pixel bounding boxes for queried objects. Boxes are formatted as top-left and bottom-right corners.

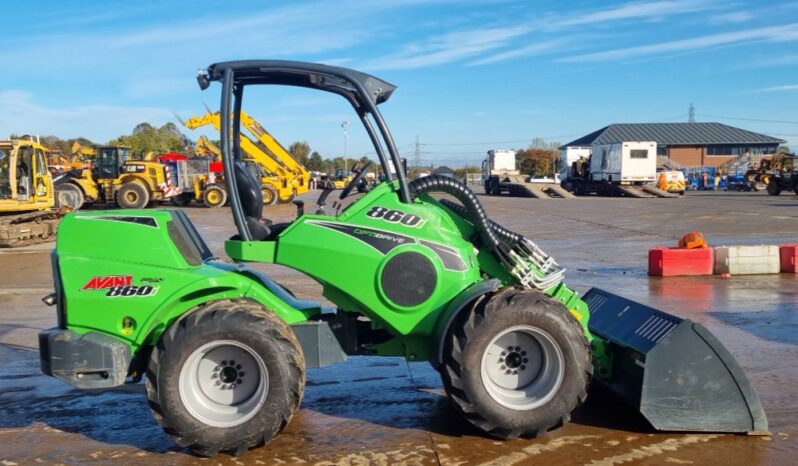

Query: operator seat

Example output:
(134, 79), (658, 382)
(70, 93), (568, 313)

(234, 161), (291, 241)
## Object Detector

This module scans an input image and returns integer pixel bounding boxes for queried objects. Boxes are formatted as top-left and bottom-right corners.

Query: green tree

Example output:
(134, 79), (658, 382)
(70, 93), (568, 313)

(288, 141), (311, 166)
(331, 156), (346, 170)
(109, 122), (188, 157)
(307, 151), (324, 172)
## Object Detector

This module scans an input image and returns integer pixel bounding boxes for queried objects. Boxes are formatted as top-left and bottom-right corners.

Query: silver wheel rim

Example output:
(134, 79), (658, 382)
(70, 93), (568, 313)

(179, 340), (269, 428)
(480, 325), (564, 410)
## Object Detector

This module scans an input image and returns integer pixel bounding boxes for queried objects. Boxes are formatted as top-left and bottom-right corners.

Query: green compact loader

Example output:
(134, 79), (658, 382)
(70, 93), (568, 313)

(39, 61), (767, 456)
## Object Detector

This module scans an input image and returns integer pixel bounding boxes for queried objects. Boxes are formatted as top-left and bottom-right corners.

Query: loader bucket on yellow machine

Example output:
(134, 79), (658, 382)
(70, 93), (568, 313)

(583, 288), (768, 434)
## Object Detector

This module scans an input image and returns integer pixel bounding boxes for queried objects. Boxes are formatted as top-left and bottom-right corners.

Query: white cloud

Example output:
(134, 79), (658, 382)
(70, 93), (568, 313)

(709, 11), (754, 24)
(468, 38), (572, 65)
(560, 22), (798, 62)
(750, 83), (798, 93)
(365, 0), (718, 69)
(550, 0), (716, 28)
(363, 26), (530, 70)
(0, 90), (175, 142)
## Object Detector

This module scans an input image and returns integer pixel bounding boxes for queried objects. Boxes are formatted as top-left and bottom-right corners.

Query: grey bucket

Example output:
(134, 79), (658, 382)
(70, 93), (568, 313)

(583, 288), (768, 434)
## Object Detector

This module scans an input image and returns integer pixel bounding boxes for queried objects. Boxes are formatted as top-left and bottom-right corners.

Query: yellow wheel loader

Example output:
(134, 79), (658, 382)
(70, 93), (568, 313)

(54, 146), (174, 209)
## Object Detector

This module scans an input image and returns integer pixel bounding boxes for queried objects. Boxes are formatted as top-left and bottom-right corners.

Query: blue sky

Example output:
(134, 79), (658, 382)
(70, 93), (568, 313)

(1, 0), (797, 166)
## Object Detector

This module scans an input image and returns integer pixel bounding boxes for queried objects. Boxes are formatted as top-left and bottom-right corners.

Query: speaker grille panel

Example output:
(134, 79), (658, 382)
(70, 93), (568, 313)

(381, 252), (436, 307)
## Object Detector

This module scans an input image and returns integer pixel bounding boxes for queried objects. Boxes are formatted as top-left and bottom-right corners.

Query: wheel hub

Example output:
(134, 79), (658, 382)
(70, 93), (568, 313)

(179, 340), (268, 428)
(480, 325), (565, 411)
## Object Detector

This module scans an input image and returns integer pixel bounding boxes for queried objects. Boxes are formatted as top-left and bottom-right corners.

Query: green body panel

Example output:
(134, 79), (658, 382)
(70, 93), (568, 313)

(56, 211), (312, 353)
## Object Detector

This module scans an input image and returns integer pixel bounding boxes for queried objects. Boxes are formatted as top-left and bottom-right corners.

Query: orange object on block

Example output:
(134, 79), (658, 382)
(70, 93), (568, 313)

(678, 231), (708, 249)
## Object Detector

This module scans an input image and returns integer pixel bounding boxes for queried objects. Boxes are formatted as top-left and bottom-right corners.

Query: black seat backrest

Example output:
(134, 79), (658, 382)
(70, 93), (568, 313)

(233, 161), (271, 240)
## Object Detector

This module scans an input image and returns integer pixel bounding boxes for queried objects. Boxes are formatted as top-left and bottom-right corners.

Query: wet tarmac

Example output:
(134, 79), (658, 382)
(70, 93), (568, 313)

(1, 189), (796, 465)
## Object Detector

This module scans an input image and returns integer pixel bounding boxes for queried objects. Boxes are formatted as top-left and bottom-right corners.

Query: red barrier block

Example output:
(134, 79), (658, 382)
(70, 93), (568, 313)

(781, 244), (798, 273)
(648, 247), (714, 277)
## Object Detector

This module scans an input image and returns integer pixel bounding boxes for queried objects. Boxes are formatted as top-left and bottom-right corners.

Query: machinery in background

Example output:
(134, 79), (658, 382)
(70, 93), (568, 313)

(657, 170), (686, 194)
(483, 149), (574, 198)
(180, 109), (311, 204)
(560, 142), (676, 198)
(160, 152), (228, 208)
(762, 153), (798, 195)
(0, 138), (65, 246)
(54, 146), (175, 210)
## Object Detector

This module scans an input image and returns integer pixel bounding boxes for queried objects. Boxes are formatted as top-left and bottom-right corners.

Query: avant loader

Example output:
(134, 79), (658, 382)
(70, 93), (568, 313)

(39, 61), (767, 456)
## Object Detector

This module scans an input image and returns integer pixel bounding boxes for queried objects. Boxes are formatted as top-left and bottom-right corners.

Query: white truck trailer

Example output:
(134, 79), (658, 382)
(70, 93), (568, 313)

(563, 141), (676, 197)
(482, 149), (573, 199)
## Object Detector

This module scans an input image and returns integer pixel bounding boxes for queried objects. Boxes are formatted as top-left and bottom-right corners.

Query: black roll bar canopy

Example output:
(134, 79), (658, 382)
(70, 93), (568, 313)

(198, 60), (411, 242)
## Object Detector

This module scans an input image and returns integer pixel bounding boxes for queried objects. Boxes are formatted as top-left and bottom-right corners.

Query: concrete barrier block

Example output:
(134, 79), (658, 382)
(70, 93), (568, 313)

(649, 247), (713, 277)
(714, 245), (780, 275)
(781, 244), (798, 273)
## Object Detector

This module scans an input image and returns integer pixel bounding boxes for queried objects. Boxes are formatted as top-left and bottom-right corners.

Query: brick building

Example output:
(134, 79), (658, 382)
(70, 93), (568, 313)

(561, 123), (785, 168)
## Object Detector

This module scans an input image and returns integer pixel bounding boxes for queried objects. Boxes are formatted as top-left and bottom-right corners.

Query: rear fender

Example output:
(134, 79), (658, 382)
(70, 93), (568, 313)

(135, 265), (313, 350)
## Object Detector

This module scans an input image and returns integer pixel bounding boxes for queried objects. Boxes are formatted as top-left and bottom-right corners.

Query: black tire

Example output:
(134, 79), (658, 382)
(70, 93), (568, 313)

(202, 185), (227, 208)
(55, 183), (84, 210)
(278, 189), (297, 204)
(116, 182), (150, 209)
(766, 179), (782, 196)
(440, 288), (591, 439)
(145, 300), (306, 456)
(171, 192), (194, 207)
(262, 185), (278, 206)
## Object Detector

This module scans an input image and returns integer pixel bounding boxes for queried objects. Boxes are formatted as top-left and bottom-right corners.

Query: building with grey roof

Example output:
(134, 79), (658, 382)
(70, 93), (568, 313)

(561, 123), (785, 167)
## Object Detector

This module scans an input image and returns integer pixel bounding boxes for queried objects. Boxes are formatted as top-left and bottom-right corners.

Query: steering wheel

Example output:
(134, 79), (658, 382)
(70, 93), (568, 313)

(340, 161), (373, 199)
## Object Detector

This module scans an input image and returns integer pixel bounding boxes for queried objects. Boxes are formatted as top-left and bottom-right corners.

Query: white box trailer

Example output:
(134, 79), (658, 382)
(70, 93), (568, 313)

(483, 149), (518, 178)
(560, 146), (591, 182)
(483, 149), (574, 199)
(590, 141), (657, 184)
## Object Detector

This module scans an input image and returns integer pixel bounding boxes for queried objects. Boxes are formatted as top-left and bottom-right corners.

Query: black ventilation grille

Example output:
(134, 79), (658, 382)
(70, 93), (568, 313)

(381, 252), (436, 307)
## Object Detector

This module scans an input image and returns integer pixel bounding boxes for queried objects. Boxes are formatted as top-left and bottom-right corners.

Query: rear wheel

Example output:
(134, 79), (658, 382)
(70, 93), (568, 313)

(117, 182), (150, 209)
(145, 300), (305, 456)
(440, 288), (591, 439)
(203, 185), (227, 208)
(262, 186), (278, 206)
(55, 183), (84, 210)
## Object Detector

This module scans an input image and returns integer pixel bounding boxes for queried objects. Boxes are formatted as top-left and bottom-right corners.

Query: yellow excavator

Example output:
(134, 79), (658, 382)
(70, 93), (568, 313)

(181, 109), (311, 204)
(54, 145), (174, 209)
(0, 138), (68, 247)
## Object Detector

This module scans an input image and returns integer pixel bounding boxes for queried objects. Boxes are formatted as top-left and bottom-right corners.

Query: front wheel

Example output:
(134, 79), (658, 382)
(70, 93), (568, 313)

(203, 185), (227, 208)
(440, 288), (591, 439)
(145, 300), (306, 456)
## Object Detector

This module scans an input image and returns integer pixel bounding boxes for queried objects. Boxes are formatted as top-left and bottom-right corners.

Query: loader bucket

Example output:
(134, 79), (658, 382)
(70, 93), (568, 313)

(583, 288), (768, 434)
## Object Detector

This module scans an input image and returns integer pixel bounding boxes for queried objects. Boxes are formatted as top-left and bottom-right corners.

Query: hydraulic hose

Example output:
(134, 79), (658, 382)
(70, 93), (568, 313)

(408, 175), (565, 290)
(407, 175), (501, 251)
(438, 198), (522, 248)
